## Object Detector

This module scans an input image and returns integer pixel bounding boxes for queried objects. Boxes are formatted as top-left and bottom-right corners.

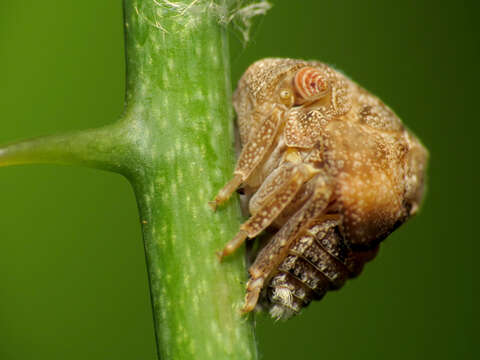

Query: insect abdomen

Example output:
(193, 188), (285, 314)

(265, 216), (377, 319)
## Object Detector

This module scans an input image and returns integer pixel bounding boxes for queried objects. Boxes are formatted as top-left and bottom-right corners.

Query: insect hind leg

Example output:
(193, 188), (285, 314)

(241, 174), (333, 313)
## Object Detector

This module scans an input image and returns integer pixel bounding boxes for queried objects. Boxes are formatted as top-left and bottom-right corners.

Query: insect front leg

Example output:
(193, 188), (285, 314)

(210, 106), (285, 210)
(241, 174), (333, 313)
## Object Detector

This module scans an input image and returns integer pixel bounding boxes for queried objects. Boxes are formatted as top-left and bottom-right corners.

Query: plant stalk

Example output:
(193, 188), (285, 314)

(124, 1), (257, 359)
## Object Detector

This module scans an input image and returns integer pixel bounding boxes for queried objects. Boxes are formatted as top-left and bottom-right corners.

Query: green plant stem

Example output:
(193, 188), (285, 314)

(0, 0), (260, 359)
(123, 1), (257, 358)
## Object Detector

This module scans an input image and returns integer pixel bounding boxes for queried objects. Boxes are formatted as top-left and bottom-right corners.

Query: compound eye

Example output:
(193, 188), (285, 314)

(294, 67), (329, 101)
(279, 88), (294, 106)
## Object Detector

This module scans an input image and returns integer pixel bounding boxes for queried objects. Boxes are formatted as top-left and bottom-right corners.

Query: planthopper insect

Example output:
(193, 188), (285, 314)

(211, 58), (428, 319)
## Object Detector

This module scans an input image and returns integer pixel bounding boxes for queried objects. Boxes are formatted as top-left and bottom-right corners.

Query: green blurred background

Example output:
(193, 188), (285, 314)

(0, 1), (476, 359)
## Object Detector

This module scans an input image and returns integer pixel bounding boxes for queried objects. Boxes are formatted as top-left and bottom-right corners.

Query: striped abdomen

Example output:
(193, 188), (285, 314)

(264, 216), (379, 319)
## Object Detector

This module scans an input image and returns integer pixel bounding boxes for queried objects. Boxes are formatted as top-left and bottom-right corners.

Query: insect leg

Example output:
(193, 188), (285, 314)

(217, 162), (318, 261)
(241, 174), (333, 313)
(210, 107), (284, 210)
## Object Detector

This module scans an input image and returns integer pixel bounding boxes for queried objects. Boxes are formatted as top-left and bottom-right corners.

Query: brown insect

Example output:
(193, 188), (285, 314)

(211, 58), (428, 319)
